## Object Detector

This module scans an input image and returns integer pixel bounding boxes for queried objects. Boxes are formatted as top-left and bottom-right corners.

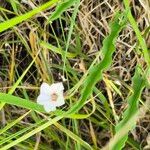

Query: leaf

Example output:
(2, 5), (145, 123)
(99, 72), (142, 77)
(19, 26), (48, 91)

(0, 116), (63, 150)
(113, 67), (146, 150)
(123, 0), (150, 67)
(67, 12), (127, 114)
(145, 67), (150, 88)
(49, 0), (77, 21)
(0, 0), (60, 32)
(102, 110), (139, 150)
(0, 52), (39, 110)
(54, 122), (92, 150)
(8, 0), (19, 14)
(40, 41), (77, 58)
(0, 111), (31, 135)
(0, 93), (45, 113)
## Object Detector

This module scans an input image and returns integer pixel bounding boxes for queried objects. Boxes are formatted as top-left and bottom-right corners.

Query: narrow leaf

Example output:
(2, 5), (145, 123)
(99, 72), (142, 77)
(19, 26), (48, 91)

(113, 67), (146, 150)
(0, 93), (45, 113)
(67, 12), (127, 114)
(49, 0), (77, 21)
(0, 0), (59, 32)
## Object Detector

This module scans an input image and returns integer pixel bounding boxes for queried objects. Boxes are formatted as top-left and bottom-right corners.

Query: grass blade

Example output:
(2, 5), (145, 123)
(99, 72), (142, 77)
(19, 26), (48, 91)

(0, 116), (63, 150)
(0, 0), (60, 32)
(0, 93), (45, 113)
(40, 41), (77, 58)
(0, 111), (31, 135)
(123, 0), (150, 66)
(54, 122), (92, 150)
(49, 0), (77, 21)
(0, 119), (46, 146)
(0, 52), (39, 110)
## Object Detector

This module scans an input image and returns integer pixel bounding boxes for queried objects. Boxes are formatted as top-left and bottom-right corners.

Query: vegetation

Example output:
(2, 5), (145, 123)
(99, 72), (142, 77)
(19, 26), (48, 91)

(0, 0), (150, 149)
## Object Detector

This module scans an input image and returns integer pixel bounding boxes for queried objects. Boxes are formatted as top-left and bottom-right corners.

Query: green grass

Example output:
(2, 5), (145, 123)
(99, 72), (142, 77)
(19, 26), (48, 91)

(0, 0), (150, 149)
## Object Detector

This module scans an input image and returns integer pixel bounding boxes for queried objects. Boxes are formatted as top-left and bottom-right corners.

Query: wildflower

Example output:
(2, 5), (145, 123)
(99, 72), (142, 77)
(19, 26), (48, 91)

(37, 82), (65, 112)
(21, 0), (28, 4)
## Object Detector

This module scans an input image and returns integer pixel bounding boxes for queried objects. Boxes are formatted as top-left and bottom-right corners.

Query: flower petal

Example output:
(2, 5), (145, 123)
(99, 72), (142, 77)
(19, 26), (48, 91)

(43, 103), (56, 112)
(37, 94), (50, 105)
(55, 93), (65, 107)
(49, 82), (64, 94)
(40, 82), (51, 96)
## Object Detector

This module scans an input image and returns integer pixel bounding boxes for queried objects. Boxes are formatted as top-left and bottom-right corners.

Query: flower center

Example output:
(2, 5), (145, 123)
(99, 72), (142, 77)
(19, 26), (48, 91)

(51, 93), (58, 101)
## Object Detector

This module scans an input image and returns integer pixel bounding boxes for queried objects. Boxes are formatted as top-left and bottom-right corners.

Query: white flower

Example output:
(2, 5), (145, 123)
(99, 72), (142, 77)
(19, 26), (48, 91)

(37, 82), (65, 112)
(21, 0), (28, 4)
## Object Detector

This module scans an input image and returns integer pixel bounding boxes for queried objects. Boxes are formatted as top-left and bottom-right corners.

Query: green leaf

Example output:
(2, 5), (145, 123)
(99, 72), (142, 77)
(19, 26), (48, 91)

(0, 53), (39, 110)
(55, 122), (92, 150)
(0, 93), (45, 113)
(7, 0), (19, 14)
(40, 41), (77, 58)
(113, 67), (146, 150)
(0, 116), (63, 150)
(49, 0), (77, 21)
(67, 12), (127, 114)
(123, 0), (150, 67)
(0, 111), (30, 135)
(0, 0), (60, 32)
(145, 67), (150, 88)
